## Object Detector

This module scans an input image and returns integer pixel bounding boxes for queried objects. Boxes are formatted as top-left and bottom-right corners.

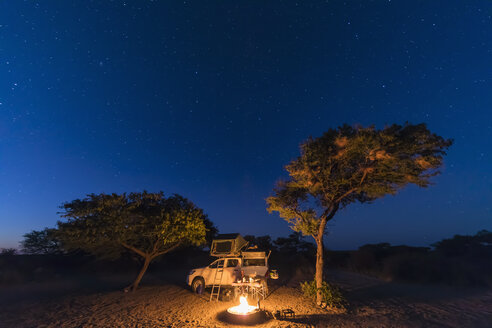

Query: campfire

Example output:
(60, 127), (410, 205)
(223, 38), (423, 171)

(227, 296), (259, 316)
(219, 295), (268, 325)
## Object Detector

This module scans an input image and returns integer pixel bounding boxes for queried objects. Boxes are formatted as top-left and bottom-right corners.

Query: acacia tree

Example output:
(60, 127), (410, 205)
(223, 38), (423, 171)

(58, 191), (210, 291)
(21, 228), (61, 255)
(267, 123), (452, 304)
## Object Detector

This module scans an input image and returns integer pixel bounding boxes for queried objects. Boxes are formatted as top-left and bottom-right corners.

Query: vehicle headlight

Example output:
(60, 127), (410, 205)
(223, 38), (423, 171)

(189, 269), (196, 275)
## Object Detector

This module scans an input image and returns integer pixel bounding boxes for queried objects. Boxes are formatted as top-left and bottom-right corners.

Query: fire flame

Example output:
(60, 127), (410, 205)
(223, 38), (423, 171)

(227, 296), (258, 315)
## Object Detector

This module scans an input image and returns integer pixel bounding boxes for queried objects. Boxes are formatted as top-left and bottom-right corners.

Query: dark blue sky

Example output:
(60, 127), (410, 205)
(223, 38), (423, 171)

(1, 1), (491, 249)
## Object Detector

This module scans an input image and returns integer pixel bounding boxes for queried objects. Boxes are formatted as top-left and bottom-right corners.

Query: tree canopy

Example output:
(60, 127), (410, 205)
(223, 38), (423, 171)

(57, 191), (211, 291)
(267, 123), (452, 304)
(433, 230), (492, 257)
(21, 228), (61, 255)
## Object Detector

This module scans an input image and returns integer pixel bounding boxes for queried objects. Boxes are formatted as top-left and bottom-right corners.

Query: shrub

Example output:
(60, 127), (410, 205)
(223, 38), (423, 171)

(300, 279), (346, 309)
(0, 248), (17, 256)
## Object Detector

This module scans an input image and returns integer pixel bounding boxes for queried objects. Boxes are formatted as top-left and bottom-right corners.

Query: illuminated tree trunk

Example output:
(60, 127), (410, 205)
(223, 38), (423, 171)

(315, 236), (324, 304)
(315, 217), (328, 304)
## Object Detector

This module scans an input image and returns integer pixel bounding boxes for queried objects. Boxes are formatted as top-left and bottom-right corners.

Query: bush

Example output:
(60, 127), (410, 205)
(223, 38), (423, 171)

(332, 232), (492, 288)
(300, 279), (346, 309)
(0, 248), (17, 256)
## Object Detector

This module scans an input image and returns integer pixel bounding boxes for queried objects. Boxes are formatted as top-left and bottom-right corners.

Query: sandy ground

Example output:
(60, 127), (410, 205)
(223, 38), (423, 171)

(1, 270), (491, 328)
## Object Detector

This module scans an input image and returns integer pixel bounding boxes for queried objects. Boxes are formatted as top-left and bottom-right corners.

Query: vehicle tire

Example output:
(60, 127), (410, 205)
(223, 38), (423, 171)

(191, 277), (205, 294)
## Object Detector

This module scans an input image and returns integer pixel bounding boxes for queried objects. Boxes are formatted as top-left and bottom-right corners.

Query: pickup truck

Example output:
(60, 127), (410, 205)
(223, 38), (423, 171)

(187, 252), (269, 295)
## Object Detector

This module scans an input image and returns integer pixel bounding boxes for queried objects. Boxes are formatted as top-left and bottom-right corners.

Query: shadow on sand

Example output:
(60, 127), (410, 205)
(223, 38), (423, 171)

(345, 280), (487, 304)
(216, 310), (271, 326)
(267, 313), (345, 326)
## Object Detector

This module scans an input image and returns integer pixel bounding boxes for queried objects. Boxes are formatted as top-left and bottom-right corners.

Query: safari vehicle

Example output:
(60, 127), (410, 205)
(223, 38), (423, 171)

(186, 233), (272, 298)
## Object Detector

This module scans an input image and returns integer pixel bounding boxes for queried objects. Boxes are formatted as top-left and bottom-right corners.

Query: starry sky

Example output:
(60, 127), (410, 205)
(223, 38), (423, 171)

(1, 1), (491, 250)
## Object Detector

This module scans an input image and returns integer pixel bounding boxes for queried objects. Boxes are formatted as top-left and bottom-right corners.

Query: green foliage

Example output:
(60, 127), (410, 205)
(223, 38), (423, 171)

(57, 191), (209, 260)
(57, 191), (212, 290)
(300, 279), (346, 309)
(21, 228), (61, 255)
(268, 123), (452, 304)
(204, 216), (219, 246)
(267, 123), (453, 236)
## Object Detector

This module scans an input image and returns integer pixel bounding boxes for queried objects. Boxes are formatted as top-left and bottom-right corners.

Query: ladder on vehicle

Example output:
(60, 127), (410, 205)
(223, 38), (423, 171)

(209, 259), (225, 301)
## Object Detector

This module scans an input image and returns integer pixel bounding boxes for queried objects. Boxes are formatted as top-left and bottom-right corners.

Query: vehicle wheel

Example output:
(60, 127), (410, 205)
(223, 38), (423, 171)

(191, 277), (205, 294)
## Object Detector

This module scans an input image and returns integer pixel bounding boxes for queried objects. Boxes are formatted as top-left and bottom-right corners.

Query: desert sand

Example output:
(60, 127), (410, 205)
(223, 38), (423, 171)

(1, 269), (491, 327)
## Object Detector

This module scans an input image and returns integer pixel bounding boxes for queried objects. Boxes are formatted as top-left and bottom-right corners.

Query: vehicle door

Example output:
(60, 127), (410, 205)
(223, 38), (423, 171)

(203, 259), (224, 286)
(223, 258), (240, 284)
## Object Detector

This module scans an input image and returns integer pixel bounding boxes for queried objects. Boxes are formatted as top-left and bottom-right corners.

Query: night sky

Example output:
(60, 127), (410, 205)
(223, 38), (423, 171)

(1, 1), (491, 250)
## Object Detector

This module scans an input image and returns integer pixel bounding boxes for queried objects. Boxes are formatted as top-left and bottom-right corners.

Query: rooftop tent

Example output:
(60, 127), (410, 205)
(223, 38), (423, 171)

(210, 233), (248, 257)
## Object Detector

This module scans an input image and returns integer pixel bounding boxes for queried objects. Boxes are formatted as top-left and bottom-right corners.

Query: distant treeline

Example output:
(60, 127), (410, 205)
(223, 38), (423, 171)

(330, 230), (492, 287)
(241, 230), (492, 288)
(1, 230), (491, 288)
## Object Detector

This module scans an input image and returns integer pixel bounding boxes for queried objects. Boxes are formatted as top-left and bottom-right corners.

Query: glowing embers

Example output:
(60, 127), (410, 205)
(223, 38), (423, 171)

(227, 296), (259, 315)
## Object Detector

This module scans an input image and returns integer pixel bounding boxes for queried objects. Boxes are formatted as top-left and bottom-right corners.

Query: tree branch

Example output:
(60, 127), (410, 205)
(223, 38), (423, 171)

(152, 236), (160, 253)
(292, 207), (307, 223)
(306, 163), (329, 196)
(360, 169), (368, 185)
(334, 188), (358, 203)
(321, 203), (339, 222)
(153, 242), (181, 258)
(121, 242), (147, 258)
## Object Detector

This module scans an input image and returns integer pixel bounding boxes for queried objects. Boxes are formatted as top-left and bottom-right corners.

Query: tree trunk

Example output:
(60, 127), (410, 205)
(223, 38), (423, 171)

(315, 213), (331, 305)
(315, 235), (324, 305)
(127, 255), (152, 292)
